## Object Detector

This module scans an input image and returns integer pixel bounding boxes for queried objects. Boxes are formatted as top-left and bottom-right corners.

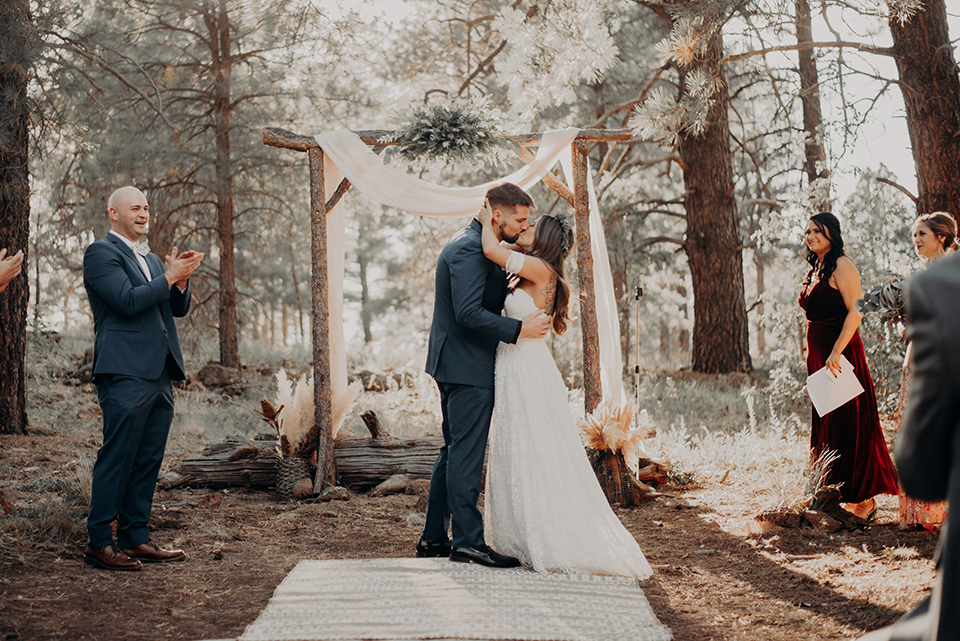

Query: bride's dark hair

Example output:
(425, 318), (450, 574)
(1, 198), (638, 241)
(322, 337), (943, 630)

(527, 215), (574, 334)
(803, 212), (846, 286)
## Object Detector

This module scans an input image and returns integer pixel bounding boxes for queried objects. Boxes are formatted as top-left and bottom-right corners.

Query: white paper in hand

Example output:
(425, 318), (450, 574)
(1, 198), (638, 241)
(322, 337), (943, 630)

(806, 355), (865, 417)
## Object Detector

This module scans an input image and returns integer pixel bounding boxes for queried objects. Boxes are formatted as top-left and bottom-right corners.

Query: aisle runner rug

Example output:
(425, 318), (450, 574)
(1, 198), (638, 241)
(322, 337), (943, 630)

(239, 558), (671, 641)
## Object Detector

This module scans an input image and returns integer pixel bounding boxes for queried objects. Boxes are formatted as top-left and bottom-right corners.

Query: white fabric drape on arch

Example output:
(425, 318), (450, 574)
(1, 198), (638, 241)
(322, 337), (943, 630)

(313, 128), (625, 429)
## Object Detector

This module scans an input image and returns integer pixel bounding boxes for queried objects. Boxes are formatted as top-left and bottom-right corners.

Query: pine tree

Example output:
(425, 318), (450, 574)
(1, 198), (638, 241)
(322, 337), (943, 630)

(889, 0), (960, 218)
(0, 0), (34, 434)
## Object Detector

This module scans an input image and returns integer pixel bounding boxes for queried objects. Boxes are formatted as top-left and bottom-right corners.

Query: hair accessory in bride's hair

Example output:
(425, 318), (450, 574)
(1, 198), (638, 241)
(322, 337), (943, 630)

(554, 212), (573, 257)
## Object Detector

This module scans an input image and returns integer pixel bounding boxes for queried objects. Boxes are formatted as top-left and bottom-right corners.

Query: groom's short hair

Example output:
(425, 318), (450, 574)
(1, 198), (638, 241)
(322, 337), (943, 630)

(486, 183), (534, 213)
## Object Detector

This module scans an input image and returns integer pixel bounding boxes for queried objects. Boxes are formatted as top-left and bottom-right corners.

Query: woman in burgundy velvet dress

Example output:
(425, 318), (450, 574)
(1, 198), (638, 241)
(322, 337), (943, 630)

(799, 212), (898, 520)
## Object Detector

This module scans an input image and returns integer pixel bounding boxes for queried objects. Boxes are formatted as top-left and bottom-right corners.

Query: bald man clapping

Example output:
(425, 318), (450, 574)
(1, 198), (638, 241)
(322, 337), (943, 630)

(81, 185), (203, 571)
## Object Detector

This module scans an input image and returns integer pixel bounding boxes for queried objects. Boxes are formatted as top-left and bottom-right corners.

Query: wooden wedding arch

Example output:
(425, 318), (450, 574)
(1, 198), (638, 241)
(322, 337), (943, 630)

(263, 126), (632, 492)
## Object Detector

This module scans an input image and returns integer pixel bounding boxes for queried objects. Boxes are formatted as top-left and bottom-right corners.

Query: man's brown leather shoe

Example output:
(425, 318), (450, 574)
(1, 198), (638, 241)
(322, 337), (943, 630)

(83, 544), (142, 571)
(120, 541), (185, 563)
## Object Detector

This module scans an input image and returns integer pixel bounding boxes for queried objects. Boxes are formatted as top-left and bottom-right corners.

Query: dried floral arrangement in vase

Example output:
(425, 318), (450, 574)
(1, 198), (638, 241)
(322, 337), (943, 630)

(257, 370), (318, 499)
(578, 399), (665, 506)
(256, 370), (361, 499)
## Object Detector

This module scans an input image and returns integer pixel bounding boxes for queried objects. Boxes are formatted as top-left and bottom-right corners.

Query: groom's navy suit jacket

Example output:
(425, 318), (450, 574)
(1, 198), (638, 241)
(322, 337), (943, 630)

(426, 219), (521, 389)
(83, 234), (190, 382)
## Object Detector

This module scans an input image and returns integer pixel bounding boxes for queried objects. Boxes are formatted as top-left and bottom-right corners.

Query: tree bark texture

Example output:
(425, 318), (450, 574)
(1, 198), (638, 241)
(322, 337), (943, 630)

(572, 141), (603, 414)
(309, 147), (336, 491)
(0, 0), (32, 435)
(358, 251), (373, 344)
(208, 1), (240, 368)
(796, 0), (830, 210)
(678, 31), (752, 373)
(889, 0), (960, 218)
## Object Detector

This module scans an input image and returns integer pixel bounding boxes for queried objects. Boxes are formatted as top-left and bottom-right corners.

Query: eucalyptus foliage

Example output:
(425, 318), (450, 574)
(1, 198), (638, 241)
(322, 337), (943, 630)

(385, 98), (507, 169)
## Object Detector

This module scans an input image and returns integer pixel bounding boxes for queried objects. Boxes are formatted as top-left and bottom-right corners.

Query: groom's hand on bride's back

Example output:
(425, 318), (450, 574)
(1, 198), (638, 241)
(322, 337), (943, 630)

(519, 310), (550, 339)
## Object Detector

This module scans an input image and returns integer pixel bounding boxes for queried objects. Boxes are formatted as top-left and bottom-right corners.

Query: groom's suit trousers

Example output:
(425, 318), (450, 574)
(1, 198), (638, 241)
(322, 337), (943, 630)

(423, 382), (495, 548)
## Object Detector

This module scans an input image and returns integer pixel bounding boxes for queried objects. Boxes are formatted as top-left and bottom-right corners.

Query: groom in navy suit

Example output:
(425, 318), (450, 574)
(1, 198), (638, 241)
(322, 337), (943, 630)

(82, 186), (204, 571)
(419, 183), (550, 567)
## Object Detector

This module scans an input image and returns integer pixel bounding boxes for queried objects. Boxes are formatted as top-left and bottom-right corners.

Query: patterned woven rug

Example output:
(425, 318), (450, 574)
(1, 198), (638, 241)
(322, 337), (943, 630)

(238, 558), (671, 641)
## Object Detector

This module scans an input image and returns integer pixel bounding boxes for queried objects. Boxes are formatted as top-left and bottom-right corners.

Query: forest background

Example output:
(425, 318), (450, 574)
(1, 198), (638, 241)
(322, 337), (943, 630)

(1, 0), (959, 438)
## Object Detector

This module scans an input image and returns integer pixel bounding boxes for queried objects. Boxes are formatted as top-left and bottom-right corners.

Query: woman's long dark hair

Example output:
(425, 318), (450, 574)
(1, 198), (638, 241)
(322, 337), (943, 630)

(527, 215), (574, 334)
(804, 212), (846, 285)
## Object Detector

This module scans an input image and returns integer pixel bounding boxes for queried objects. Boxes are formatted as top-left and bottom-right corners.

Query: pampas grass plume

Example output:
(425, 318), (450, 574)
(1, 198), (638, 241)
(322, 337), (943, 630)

(332, 380), (362, 439)
(274, 370), (363, 453)
(578, 400), (658, 475)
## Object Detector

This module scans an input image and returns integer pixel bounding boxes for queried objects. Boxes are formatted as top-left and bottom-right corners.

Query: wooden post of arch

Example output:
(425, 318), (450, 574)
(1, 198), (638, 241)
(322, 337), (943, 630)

(263, 126), (631, 487)
(572, 140), (603, 415)
(308, 147), (336, 492)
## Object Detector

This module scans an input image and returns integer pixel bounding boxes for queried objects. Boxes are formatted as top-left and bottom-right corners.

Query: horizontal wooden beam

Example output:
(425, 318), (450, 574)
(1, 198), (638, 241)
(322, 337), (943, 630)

(263, 127), (634, 152)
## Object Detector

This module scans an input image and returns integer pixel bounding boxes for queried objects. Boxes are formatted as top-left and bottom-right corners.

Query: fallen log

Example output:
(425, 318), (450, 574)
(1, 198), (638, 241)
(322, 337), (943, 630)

(171, 433), (443, 492)
(635, 458), (670, 485)
(335, 437), (443, 490)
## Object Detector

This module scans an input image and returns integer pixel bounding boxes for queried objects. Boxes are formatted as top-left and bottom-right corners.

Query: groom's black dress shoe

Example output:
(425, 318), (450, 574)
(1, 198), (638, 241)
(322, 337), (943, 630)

(416, 538), (451, 558)
(450, 544), (522, 568)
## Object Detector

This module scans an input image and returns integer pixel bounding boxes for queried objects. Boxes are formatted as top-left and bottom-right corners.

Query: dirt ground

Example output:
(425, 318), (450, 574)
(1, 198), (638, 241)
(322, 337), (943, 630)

(0, 383), (938, 641)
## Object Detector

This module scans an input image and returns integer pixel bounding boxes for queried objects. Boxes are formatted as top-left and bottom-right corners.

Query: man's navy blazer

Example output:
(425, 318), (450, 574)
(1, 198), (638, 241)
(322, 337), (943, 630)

(425, 219), (522, 389)
(83, 234), (191, 382)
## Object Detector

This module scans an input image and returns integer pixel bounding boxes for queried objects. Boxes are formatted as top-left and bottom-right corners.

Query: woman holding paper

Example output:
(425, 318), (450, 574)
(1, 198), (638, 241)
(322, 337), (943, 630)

(895, 213), (957, 529)
(799, 212), (898, 521)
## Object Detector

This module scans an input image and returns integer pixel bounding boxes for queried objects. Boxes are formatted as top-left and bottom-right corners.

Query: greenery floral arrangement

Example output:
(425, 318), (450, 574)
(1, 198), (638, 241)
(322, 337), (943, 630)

(382, 97), (507, 169)
(855, 277), (904, 323)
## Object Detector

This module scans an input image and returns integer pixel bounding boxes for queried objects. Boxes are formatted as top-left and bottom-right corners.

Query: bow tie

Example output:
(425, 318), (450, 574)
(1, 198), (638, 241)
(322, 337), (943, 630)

(133, 239), (150, 257)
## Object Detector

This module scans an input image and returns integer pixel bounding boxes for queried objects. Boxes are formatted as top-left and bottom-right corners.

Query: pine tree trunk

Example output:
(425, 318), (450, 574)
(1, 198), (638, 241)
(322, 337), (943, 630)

(0, 0), (31, 435)
(678, 31), (752, 374)
(289, 245), (305, 344)
(889, 0), (960, 218)
(209, 1), (240, 368)
(796, 0), (830, 210)
(358, 249), (372, 344)
(755, 256), (766, 356)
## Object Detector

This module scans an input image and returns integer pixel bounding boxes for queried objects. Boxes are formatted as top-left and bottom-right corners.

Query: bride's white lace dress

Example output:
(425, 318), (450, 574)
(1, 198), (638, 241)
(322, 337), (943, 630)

(484, 288), (652, 578)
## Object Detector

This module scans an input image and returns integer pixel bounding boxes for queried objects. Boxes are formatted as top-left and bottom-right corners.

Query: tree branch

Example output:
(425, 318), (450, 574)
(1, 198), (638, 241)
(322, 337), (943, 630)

(455, 1), (534, 97)
(876, 177), (919, 204)
(721, 40), (894, 65)
(637, 235), (686, 249)
(46, 34), (177, 131)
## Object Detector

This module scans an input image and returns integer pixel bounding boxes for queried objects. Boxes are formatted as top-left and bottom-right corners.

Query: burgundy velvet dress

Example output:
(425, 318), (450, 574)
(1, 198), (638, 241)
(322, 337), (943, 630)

(799, 278), (898, 503)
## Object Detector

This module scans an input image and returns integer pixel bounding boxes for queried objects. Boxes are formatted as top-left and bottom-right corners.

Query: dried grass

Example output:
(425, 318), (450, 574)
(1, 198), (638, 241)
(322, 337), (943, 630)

(0, 458), (93, 550)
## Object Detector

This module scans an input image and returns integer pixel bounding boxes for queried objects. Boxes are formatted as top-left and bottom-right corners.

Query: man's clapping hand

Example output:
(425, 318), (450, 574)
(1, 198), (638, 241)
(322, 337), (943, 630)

(519, 309), (551, 339)
(0, 248), (24, 294)
(163, 247), (204, 289)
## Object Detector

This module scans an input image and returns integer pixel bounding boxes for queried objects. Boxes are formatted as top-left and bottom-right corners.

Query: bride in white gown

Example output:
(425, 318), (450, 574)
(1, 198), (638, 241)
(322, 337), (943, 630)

(476, 201), (652, 579)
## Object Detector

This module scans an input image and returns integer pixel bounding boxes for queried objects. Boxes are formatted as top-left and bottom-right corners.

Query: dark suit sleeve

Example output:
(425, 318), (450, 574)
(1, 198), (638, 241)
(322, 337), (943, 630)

(895, 276), (960, 502)
(170, 282), (191, 318)
(83, 242), (171, 317)
(448, 243), (522, 344)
